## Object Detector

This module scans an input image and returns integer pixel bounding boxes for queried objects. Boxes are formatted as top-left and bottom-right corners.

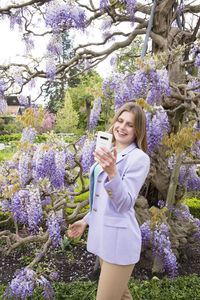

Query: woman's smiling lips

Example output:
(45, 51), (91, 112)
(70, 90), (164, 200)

(117, 130), (127, 136)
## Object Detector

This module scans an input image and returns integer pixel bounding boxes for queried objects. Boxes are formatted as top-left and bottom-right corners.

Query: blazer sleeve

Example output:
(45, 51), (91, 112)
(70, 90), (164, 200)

(103, 153), (150, 213)
(83, 212), (90, 225)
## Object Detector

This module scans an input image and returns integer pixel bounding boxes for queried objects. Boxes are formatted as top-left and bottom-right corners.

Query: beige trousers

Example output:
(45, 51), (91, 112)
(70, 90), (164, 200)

(96, 258), (134, 300)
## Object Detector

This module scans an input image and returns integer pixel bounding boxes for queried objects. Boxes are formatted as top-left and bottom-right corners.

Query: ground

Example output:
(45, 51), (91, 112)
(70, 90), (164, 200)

(0, 232), (200, 286)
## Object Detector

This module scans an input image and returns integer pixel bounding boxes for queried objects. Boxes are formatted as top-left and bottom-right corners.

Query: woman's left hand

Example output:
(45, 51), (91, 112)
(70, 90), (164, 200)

(94, 146), (118, 180)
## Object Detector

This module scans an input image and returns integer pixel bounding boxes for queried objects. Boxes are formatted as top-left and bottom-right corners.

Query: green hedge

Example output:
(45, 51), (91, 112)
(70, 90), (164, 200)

(184, 197), (200, 219)
(0, 133), (47, 144)
(0, 274), (200, 299)
(0, 133), (79, 144)
(0, 133), (22, 143)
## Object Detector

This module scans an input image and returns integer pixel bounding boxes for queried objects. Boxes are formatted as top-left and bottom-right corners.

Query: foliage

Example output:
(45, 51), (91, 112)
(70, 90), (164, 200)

(184, 198), (200, 220)
(16, 106), (56, 134)
(0, 133), (22, 143)
(69, 70), (103, 130)
(55, 92), (79, 133)
(115, 37), (143, 74)
(1, 274), (200, 299)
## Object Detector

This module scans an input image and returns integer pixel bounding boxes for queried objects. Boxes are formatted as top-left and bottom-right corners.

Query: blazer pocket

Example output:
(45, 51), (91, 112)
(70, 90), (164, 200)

(104, 216), (128, 228)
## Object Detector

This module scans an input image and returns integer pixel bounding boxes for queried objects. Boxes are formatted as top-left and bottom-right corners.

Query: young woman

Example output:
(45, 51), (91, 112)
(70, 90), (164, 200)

(68, 102), (150, 300)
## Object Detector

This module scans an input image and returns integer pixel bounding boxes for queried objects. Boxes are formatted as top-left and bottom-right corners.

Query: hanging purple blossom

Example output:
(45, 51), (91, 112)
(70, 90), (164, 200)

(9, 9), (23, 31)
(51, 150), (66, 189)
(17, 95), (30, 108)
(46, 57), (56, 80)
(23, 35), (35, 53)
(179, 164), (200, 192)
(100, 0), (109, 11)
(45, 3), (87, 33)
(14, 72), (23, 87)
(18, 152), (32, 185)
(4, 268), (55, 299)
(47, 210), (63, 248)
(20, 126), (37, 144)
(11, 190), (29, 224)
(47, 34), (63, 56)
(147, 107), (169, 154)
(32, 145), (47, 180)
(0, 80), (6, 96)
(79, 137), (96, 173)
(0, 96), (8, 114)
(140, 220), (178, 278)
(89, 97), (102, 132)
(27, 187), (43, 234)
(120, 0), (136, 22)
(65, 149), (76, 169)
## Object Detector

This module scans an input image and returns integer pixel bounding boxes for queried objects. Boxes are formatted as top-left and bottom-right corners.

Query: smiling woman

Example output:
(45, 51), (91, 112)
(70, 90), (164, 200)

(68, 102), (150, 300)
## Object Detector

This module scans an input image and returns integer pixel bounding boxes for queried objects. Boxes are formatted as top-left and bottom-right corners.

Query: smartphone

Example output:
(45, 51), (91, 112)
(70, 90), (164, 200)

(96, 131), (112, 151)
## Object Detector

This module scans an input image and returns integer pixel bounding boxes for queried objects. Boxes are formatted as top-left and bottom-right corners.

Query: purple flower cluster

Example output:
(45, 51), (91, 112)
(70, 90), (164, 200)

(140, 221), (153, 247)
(133, 65), (171, 105)
(4, 268), (55, 299)
(0, 95), (8, 114)
(179, 164), (200, 192)
(9, 9), (23, 31)
(45, 2), (87, 33)
(188, 79), (200, 94)
(23, 35), (35, 54)
(27, 187), (43, 233)
(101, 17), (112, 31)
(79, 137), (96, 173)
(102, 74), (134, 112)
(20, 126), (37, 144)
(170, 203), (200, 242)
(47, 210), (63, 248)
(192, 43), (200, 69)
(65, 148), (76, 169)
(120, 0), (136, 22)
(14, 72), (23, 87)
(0, 80), (5, 96)
(11, 189), (29, 224)
(11, 188), (43, 234)
(46, 57), (56, 80)
(47, 34), (63, 56)
(100, 0), (109, 11)
(18, 152), (32, 184)
(89, 97), (102, 132)
(32, 146), (66, 190)
(140, 221), (178, 278)
(146, 107), (170, 154)
(17, 95), (30, 108)
(51, 150), (66, 189)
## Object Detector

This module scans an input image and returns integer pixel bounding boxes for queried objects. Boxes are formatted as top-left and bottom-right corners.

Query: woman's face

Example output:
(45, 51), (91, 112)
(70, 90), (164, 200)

(113, 111), (136, 151)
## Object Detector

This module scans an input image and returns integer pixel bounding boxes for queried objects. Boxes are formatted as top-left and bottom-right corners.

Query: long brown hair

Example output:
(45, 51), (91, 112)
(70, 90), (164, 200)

(109, 102), (148, 153)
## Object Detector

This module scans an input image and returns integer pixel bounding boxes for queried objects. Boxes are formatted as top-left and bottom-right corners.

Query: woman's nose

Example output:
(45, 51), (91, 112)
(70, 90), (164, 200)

(119, 122), (126, 129)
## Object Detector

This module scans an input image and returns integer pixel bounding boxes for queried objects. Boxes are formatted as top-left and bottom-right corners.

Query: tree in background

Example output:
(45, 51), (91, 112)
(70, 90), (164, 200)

(69, 70), (103, 131)
(44, 33), (81, 114)
(55, 91), (79, 133)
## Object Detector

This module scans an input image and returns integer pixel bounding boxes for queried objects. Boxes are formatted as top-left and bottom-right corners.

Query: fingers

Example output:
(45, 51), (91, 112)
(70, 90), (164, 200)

(67, 227), (81, 238)
(94, 146), (116, 163)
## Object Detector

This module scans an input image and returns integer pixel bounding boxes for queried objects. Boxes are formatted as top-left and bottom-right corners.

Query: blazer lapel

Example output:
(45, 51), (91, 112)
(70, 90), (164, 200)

(116, 142), (137, 164)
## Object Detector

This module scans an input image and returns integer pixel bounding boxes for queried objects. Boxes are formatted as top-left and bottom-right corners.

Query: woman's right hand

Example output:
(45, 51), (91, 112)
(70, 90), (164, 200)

(67, 219), (88, 239)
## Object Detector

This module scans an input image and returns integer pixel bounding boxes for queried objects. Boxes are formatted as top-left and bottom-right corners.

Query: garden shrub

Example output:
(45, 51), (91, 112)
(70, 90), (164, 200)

(184, 198), (200, 219)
